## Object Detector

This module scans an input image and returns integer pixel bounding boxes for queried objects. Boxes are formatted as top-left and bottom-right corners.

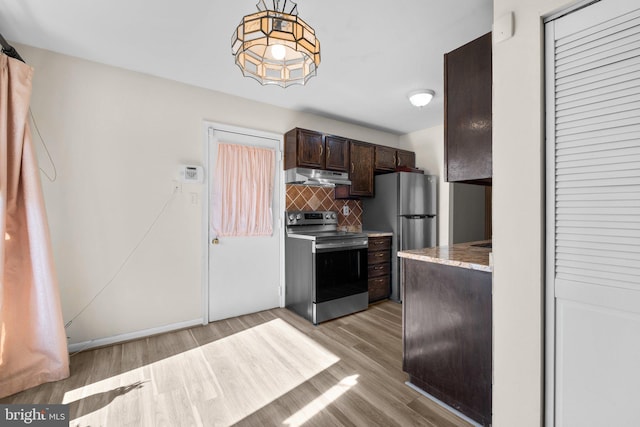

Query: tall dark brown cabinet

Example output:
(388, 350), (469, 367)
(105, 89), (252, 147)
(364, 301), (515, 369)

(444, 32), (492, 184)
(335, 140), (375, 198)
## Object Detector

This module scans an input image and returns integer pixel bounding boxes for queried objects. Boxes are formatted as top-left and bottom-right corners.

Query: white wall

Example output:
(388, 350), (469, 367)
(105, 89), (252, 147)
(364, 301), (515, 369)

(20, 44), (399, 346)
(400, 125), (450, 246)
(492, 0), (576, 425)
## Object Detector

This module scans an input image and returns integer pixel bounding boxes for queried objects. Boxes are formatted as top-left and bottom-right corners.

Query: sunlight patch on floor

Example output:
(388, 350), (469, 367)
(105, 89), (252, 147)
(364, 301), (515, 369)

(283, 374), (358, 427)
(63, 318), (339, 426)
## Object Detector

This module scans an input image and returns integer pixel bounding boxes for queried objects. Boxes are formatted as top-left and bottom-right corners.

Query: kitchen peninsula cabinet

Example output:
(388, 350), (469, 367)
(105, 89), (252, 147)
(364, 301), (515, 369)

(284, 128), (349, 172)
(444, 32), (492, 184)
(398, 242), (492, 426)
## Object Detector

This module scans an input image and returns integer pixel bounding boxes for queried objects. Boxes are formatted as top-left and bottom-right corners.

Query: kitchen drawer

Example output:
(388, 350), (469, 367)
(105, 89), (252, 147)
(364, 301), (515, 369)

(368, 250), (390, 265)
(369, 276), (390, 302)
(368, 236), (391, 251)
(368, 262), (390, 278)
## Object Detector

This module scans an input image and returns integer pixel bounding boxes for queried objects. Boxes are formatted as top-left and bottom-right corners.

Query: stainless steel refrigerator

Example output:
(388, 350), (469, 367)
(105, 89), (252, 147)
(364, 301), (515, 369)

(363, 172), (437, 302)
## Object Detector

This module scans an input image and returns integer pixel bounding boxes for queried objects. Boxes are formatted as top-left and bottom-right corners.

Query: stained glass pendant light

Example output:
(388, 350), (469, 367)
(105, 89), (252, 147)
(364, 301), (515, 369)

(232, 0), (321, 87)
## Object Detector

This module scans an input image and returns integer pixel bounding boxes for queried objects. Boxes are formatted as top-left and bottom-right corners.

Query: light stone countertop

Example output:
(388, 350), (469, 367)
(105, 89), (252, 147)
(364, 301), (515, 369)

(398, 240), (492, 272)
(363, 230), (394, 238)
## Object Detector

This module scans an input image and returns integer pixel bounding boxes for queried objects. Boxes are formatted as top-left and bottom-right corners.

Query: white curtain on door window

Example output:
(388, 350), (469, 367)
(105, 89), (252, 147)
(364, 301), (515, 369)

(211, 143), (275, 237)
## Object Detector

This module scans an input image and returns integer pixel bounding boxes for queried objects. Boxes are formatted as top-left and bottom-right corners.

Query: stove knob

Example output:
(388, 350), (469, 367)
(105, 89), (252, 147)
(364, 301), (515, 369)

(296, 213), (302, 220)
(288, 214), (295, 222)
(325, 213), (330, 219)
(331, 213), (337, 219)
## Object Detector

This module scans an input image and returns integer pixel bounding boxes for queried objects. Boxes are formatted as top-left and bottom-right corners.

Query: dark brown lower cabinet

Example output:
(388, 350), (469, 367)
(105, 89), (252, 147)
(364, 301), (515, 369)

(402, 259), (492, 426)
(367, 236), (391, 302)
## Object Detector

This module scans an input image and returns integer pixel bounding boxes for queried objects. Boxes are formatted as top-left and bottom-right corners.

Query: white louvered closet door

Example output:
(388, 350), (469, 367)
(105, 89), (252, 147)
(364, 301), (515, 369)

(546, 1), (640, 426)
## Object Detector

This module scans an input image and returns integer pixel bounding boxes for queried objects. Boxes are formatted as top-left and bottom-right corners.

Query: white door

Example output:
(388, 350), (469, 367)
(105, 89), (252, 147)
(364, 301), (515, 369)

(545, 1), (640, 425)
(206, 124), (282, 322)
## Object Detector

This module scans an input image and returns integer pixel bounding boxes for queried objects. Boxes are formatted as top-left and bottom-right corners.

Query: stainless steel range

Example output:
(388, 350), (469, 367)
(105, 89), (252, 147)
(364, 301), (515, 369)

(285, 210), (368, 324)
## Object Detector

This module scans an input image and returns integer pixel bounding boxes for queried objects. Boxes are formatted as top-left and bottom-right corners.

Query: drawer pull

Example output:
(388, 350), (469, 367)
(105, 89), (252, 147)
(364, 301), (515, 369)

(375, 266), (384, 270)
(377, 253), (385, 257)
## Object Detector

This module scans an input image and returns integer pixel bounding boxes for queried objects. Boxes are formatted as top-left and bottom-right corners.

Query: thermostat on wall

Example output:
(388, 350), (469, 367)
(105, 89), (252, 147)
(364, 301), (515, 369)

(178, 165), (204, 183)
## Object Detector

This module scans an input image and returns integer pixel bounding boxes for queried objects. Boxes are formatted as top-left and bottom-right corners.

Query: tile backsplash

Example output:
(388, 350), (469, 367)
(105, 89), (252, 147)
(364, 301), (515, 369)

(286, 184), (362, 231)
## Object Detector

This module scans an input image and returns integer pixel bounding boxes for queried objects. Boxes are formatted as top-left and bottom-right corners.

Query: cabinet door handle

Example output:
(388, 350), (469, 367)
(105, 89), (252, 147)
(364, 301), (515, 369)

(327, 145), (331, 158)
(320, 144), (323, 156)
(394, 152), (398, 166)
(351, 162), (355, 173)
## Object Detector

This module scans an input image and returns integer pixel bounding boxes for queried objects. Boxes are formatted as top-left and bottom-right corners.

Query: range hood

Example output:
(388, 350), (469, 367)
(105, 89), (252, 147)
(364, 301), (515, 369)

(284, 167), (351, 186)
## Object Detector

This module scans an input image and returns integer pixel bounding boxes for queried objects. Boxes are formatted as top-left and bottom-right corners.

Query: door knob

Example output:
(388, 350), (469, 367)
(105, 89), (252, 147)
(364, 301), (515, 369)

(212, 238), (220, 245)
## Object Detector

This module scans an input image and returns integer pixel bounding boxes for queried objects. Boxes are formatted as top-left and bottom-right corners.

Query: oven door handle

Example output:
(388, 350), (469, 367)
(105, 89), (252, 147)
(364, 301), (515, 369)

(314, 240), (369, 252)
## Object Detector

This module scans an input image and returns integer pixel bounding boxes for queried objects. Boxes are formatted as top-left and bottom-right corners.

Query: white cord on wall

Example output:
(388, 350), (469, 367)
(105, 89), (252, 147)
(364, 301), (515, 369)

(29, 108), (58, 182)
(65, 188), (179, 356)
(27, 107), (182, 356)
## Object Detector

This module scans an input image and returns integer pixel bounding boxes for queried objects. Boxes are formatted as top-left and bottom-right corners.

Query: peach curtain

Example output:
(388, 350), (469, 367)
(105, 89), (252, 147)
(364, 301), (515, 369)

(211, 143), (275, 236)
(0, 53), (69, 398)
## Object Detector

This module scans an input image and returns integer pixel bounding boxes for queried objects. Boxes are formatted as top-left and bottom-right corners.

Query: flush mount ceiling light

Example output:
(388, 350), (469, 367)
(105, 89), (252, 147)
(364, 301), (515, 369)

(232, 0), (321, 88)
(408, 89), (435, 108)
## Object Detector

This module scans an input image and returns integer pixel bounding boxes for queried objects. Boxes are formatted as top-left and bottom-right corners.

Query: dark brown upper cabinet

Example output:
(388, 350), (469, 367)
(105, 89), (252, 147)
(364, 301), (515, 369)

(444, 32), (492, 185)
(375, 145), (396, 172)
(335, 140), (375, 198)
(285, 128), (416, 198)
(324, 134), (349, 171)
(396, 149), (416, 169)
(284, 128), (349, 172)
(285, 128), (323, 169)
(350, 141), (375, 196)
(375, 146), (417, 173)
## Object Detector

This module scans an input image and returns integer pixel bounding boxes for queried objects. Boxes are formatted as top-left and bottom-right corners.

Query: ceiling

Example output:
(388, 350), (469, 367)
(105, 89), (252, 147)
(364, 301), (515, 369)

(0, 0), (493, 135)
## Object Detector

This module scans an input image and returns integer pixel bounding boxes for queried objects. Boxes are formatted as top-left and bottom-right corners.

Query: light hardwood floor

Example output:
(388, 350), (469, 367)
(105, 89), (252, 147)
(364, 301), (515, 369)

(1, 301), (473, 427)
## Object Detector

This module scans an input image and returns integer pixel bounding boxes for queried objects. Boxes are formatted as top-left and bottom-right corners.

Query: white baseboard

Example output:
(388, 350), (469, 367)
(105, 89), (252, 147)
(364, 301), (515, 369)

(67, 318), (204, 354)
(405, 381), (483, 427)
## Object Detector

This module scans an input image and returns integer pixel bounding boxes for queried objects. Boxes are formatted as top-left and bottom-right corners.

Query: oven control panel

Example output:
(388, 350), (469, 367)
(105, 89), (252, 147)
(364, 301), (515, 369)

(286, 211), (338, 226)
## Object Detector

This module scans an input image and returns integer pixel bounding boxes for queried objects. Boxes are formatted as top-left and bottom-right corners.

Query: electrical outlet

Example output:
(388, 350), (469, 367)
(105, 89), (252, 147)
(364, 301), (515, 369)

(343, 205), (350, 216)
